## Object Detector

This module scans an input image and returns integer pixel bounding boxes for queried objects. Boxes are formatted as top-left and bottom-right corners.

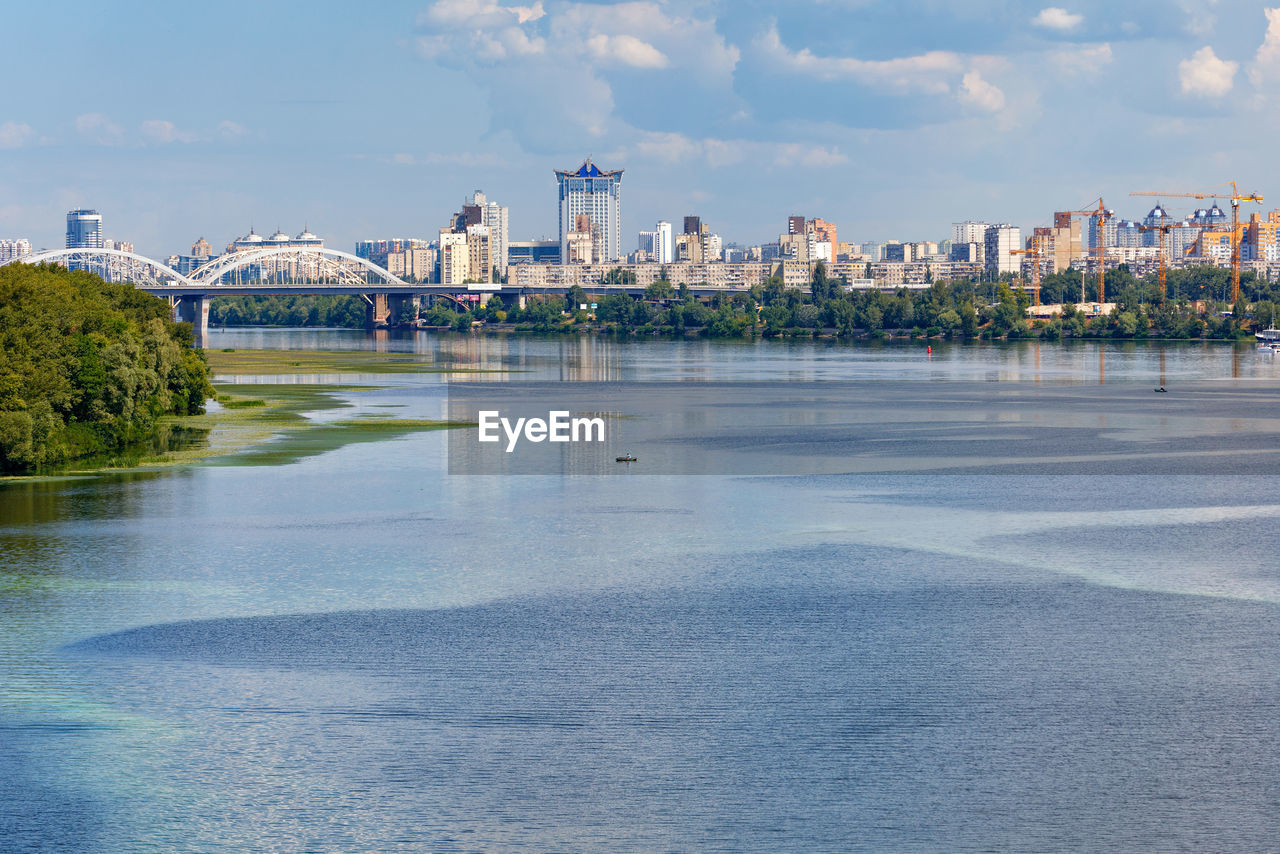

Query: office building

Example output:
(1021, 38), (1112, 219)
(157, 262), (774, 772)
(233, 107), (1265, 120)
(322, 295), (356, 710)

(655, 221), (673, 264)
(555, 158), (623, 264)
(66, 209), (103, 250)
(508, 240), (561, 265)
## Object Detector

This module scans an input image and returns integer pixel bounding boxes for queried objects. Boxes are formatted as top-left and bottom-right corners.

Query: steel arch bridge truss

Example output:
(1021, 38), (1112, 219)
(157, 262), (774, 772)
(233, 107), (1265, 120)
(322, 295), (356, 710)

(2, 248), (194, 288)
(190, 247), (407, 288)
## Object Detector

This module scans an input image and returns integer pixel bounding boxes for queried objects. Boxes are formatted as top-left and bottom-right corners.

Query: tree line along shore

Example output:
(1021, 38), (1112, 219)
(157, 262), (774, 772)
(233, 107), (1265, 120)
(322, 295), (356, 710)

(0, 263), (215, 474)
(209, 262), (1277, 341)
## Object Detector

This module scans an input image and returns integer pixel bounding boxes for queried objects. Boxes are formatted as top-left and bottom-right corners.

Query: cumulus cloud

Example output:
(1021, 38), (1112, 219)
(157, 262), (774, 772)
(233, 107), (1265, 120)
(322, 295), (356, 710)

(585, 33), (668, 69)
(0, 121), (35, 149)
(74, 113), (125, 146)
(412, 0), (738, 152)
(1250, 7), (1280, 86)
(1179, 46), (1237, 97)
(1032, 7), (1083, 31)
(958, 71), (1006, 112)
(417, 0), (545, 29)
(754, 25), (962, 93)
(1049, 43), (1112, 76)
(141, 119), (201, 144)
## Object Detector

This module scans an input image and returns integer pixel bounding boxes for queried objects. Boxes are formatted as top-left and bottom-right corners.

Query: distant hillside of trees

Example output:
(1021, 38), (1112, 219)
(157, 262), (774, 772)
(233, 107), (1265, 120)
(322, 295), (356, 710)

(209, 295), (367, 328)
(421, 263), (1273, 341)
(0, 263), (215, 473)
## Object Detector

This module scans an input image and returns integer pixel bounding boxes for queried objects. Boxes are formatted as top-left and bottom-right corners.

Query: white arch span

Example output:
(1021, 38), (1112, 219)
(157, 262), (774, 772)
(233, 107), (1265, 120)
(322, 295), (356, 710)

(190, 246), (407, 287)
(2, 248), (196, 288)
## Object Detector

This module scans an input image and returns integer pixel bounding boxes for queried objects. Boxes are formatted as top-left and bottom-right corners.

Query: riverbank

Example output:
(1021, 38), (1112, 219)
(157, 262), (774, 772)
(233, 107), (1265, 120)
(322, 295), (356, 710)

(1, 348), (480, 480)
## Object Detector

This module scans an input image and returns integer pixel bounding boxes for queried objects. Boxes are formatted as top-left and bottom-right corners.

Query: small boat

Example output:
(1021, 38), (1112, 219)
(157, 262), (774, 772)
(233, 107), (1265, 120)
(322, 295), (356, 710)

(616, 454), (637, 463)
(1154, 387), (1168, 393)
(1256, 327), (1280, 343)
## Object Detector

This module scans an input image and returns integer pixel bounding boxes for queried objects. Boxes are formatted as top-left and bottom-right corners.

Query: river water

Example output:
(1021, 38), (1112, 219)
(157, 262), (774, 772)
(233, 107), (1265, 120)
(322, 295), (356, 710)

(4, 332), (1280, 852)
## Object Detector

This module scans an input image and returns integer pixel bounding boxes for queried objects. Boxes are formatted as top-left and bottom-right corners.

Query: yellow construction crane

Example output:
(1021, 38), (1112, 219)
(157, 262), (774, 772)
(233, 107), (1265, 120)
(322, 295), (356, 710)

(1136, 212), (1191, 298)
(1130, 182), (1263, 304)
(1063, 198), (1109, 303)
(1010, 231), (1047, 306)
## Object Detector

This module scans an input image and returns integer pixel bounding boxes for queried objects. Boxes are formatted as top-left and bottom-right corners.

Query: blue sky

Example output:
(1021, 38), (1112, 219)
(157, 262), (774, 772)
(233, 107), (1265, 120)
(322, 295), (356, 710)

(2, 0), (1278, 257)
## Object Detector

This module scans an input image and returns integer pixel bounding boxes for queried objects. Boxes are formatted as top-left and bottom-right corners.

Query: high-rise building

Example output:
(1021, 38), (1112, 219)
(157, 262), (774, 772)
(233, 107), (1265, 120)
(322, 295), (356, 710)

(655, 221), (673, 264)
(0, 238), (32, 263)
(66, 209), (103, 249)
(508, 240), (561, 265)
(810, 219), (837, 259)
(684, 215), (702, 236)
(466, 223), (493, 283)
(469, 191), (509, 275)
(637, 230), (657, 260)
(555, 158), (623, 264)
(984, 224), (1022, 277)
(952, 220), (988, 247)
(438, 231), (469, 285)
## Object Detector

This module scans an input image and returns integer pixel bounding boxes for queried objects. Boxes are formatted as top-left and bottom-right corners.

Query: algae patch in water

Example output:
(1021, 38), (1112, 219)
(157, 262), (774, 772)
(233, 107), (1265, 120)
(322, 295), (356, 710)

(206, 348), (506, 376)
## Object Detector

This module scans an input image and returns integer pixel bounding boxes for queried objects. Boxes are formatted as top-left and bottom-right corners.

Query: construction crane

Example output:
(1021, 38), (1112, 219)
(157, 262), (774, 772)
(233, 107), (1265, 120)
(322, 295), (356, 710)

(1130, 182), (1264, 305)
(1063, 198), (1109, 304)
(1010, 231), (1047, 306)
(1136, 211), (1191, 298)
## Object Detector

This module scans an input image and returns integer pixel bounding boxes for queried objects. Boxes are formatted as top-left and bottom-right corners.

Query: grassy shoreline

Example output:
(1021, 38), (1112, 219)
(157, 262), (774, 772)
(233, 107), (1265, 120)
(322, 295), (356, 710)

(1, 348), (482, 480)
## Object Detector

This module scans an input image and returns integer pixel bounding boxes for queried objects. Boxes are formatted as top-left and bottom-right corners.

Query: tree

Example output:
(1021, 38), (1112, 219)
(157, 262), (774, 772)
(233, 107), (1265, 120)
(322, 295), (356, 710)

(601, 267), (637, 285)
(811, 261), (832, 302)
(644, 280), (676, 300)
(0, 263), (214, 472)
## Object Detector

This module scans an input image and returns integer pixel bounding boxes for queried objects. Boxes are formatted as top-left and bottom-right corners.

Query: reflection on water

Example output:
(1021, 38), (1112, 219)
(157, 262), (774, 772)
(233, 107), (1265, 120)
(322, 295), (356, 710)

(3, 331), (1280, 851)
(208, 327), (1280, 384)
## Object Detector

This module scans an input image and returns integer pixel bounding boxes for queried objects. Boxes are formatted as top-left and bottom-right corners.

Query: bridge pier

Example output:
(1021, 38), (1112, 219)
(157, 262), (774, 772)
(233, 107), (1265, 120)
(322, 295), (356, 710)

(387, 294), (420, 326)
(365, 293), (391, 329)
(174, 295), (210, 348)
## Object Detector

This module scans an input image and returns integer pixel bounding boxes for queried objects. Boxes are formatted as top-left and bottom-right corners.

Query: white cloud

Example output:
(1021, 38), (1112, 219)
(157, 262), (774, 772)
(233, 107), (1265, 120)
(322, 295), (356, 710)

(585, 33), (668, 69)
(958, 71), (1006, 113)
(1032, 7), (1083, 31)
(1049, 43), (1112, 76)
(415, 0), (732, 76)
(0, 121), (35, 149)
(754, 25), (963, 94)
(773, 143), (847, 168)
(1250, 7), (1280, 86)
(74, 113), (125, 146)
(412, 0), (738, 152)
(630, 131), (844, 169)
(217, 120), (247, 139)
(417, 0), (545, 30)
(141, 119), (200, 144)
(1179, 46), (1237, 97)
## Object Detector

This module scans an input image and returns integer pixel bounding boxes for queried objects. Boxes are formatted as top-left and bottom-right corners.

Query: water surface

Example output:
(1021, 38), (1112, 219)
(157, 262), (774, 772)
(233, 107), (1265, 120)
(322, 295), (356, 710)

(3, 332), (1279, 851)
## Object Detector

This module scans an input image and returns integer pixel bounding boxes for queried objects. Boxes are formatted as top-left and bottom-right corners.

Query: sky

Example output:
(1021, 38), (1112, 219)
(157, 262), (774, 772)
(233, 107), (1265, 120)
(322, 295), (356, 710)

(2, 0), (1279, 258)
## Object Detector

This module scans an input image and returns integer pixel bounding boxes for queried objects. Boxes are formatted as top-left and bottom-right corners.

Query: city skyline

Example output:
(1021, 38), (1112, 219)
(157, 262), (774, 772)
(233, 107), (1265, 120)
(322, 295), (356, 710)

(4, 1), (1280, 256)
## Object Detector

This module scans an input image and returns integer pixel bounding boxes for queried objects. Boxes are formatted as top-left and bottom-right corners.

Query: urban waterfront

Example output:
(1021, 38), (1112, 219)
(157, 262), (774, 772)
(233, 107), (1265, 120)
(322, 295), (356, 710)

(4, 332), (1280, 851)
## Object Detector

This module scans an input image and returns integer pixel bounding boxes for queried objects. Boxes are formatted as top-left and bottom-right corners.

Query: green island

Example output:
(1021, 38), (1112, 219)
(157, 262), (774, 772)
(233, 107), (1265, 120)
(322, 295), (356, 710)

(209, 262), (1279, 341)
(0, 263), (215, 474)
(0, 265), (469, 476)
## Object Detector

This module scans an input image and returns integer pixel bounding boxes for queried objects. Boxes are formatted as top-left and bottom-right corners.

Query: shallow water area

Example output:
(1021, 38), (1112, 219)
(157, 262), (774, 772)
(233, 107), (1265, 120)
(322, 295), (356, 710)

(3, 330), (1279, 851)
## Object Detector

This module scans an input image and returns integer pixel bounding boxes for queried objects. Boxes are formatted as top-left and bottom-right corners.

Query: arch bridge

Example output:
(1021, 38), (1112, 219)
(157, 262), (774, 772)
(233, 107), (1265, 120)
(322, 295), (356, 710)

(1, 246), (439, 346)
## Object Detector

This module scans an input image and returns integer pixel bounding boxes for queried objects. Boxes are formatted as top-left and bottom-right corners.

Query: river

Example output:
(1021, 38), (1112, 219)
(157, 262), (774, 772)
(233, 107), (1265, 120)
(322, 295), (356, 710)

(3, 331), (1280, 851)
